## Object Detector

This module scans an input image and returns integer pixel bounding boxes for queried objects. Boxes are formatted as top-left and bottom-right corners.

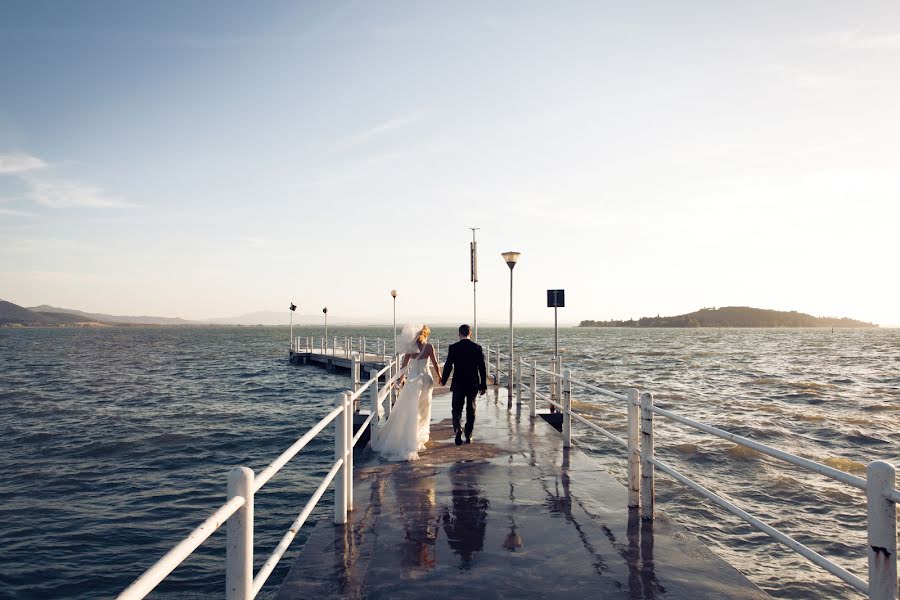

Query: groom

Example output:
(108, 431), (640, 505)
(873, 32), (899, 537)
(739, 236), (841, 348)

(441, 324), (487, 446)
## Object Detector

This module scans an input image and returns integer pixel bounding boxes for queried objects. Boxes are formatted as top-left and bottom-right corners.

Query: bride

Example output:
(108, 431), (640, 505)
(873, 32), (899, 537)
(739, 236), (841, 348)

(372, 325), (441, 461)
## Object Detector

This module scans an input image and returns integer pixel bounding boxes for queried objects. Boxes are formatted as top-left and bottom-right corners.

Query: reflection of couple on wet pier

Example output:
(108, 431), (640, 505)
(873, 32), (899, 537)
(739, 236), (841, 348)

(395, 463), (490, 576)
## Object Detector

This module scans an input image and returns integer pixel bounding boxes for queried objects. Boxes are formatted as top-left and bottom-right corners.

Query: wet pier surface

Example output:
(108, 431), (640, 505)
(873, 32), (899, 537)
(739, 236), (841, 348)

(277, 392), (770, 599)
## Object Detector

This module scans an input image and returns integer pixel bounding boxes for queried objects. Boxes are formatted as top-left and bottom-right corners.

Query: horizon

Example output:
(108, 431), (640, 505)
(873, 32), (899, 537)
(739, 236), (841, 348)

(2, 3), (899, 326)
(4, 298), (893, 328)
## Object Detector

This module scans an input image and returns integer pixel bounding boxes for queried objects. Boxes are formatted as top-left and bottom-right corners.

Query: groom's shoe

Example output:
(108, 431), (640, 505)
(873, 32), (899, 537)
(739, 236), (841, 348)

(465, 434), (472, 444)
(455, 429), (463, 446)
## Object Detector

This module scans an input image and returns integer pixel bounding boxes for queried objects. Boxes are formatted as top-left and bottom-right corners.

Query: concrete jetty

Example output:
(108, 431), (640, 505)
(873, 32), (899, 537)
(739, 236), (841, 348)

(276, 390), (770, 599)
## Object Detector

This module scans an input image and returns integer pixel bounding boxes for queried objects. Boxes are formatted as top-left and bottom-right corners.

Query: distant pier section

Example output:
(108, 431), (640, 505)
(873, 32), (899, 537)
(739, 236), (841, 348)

(289, 336), (392, 380)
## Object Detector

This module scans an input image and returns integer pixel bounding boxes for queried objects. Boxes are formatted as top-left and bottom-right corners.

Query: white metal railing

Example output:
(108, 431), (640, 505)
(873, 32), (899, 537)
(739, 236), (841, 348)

(118, 353), (405, 600)
(512, 356), (898, 600)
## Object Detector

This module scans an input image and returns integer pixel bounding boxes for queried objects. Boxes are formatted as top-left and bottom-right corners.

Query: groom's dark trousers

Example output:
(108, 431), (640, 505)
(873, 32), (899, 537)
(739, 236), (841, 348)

(441, 338), (488, 438)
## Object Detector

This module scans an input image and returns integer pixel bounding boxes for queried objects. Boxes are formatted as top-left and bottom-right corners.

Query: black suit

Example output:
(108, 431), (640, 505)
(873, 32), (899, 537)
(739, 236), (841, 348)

(441, 338), (487, 438)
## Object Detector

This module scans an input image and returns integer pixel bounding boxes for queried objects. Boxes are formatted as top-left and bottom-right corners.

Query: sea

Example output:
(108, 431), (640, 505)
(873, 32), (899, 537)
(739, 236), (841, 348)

(0, 326), (897, 599)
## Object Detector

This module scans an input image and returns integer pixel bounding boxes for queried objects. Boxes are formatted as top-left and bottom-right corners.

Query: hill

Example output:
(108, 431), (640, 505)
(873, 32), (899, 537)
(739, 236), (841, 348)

(579, 306), (877, 328)
(29, 305), (196, 326)
(1, 300), (104, 326)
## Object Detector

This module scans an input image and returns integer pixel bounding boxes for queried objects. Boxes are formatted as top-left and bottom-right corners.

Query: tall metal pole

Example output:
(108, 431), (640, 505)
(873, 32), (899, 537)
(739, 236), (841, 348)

(391, 289), (397, 356)
(501, 251), (520, 408)
(323, 307), (328, 344)
(470, 227), (479, 342)
(289, 303), (297, 353)
(508, 266), (514, 405)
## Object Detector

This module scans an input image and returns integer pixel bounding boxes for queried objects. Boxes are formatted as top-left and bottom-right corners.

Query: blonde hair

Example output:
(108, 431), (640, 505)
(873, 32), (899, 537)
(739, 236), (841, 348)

(416, 325), (430, 345)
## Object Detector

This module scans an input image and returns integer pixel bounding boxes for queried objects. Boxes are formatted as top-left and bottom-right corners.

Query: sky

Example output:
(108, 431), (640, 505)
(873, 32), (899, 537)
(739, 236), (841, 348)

(1, 1), (899, 326)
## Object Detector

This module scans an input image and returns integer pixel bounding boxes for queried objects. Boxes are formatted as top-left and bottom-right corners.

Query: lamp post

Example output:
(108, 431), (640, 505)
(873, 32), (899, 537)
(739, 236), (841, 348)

(501, 251), (520, 407)
(470, 227), (479, 341)
(390, 289), (398, 355)
(322, 307), (328, 347)
(289, 302), (297, 352)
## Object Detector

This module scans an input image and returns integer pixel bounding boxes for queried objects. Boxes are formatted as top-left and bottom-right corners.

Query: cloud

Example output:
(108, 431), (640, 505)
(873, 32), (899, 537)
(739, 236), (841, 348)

(1, 152), (137, 209)
(323, 112), (425, 156)
(819, 30), (900, 50)
(0, 153), (47, 174)
(767, 63), (868, 91)
(24, 177), (138, 209)
(0, 208), (37, 218)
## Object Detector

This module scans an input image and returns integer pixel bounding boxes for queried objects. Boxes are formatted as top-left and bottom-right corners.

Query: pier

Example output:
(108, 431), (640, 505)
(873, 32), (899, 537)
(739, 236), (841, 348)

(275, 391), (769, 599)
(118, 337), (899, 600)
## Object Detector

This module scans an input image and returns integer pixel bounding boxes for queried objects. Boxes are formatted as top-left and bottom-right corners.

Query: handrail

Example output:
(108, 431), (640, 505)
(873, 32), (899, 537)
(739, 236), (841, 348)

(648, 455), (869, 594)
(568, 376), (628, 402)
(524, 360), (897, 598)
(569, 410), (627, 448)
(120, 354), (405, 600)
(650, 404), (867, 491)
(352, 413), (375, 446)
(251, 457), (345, 597)
(117, 496), (246, 599)
(528, 361), (627, 401)
(254, 405), (344, 492)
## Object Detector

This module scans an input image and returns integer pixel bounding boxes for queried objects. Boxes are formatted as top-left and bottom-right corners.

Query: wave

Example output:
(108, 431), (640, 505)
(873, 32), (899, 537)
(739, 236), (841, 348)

(723, 443), (764, 461)
(671, 442), (699, 455)
(821, 456), (867, 475)
(794, 412), (826, 422)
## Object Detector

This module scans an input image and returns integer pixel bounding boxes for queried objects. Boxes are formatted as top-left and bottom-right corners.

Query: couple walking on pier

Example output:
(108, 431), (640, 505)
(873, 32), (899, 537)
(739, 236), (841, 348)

(372, 324), (487, 462)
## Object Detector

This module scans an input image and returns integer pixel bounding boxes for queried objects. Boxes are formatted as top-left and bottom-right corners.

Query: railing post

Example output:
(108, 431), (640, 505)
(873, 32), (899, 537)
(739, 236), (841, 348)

(485, 345), (491, 382)
(867, 460), (897, 600)
(562, 369), (572, 447)
(370, 372), (380, 443)
(386, 359), (394, 418)
(334, 393), (347, 524)
(332, 336), (336, 356)
(495, 348), (501, 387)
(626, 388), (641, 509)
(226, 466), (254, 600)
(362, 336), (367, 358)
(516, 354), (523, 407)
(351, 354), (360, 396)
(344, 391), (353, 512)
(640, 392), (655, 520)
(529, 361), (537, 418)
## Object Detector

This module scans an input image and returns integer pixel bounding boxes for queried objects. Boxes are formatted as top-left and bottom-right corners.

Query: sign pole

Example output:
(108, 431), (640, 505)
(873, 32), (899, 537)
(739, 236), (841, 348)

(547, 289), (565, 360)
(554, 305), (558, 359)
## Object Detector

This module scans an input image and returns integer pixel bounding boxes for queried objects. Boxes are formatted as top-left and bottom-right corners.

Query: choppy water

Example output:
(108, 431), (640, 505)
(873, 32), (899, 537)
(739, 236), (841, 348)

(1, 326), (897, 599)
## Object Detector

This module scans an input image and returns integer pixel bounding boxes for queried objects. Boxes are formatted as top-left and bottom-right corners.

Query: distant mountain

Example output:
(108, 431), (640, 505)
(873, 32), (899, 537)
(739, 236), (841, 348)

(1, 300), (104, 326)
(29, 305), (197, 325)
(579, 306), (877, 328)
(199, 310), (383, 326)
(200, 310), (289, 326)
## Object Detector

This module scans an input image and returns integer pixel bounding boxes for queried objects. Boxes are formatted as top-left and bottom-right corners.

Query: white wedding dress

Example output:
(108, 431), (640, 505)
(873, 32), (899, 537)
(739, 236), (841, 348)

(372, 351), (434, 462)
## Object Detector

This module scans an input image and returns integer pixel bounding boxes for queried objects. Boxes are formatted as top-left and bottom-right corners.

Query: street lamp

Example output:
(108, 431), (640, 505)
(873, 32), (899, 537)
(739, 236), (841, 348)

(390, 289), (398, 356)
(322, 307), (328, 346)
(289, 302), (297, 352)
(501, 251), (520, 406)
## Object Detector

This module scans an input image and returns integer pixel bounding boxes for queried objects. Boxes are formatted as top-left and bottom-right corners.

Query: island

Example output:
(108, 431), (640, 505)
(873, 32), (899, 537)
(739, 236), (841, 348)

(579, 306), (877, 328)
